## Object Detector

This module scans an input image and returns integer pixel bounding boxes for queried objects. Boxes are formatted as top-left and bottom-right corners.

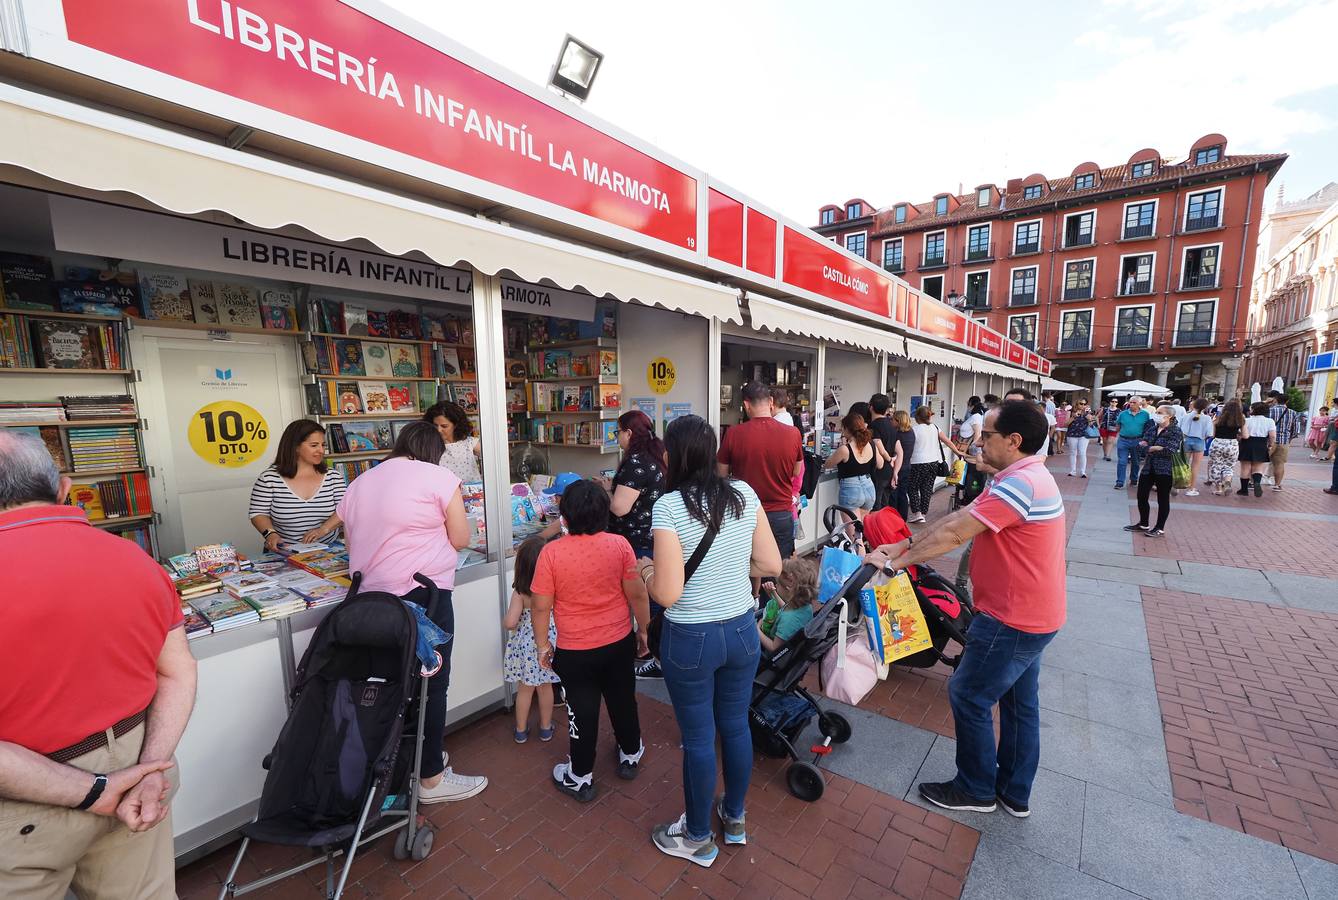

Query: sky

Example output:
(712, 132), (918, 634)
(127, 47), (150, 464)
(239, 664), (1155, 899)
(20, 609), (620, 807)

(384, 0), (1338, 225)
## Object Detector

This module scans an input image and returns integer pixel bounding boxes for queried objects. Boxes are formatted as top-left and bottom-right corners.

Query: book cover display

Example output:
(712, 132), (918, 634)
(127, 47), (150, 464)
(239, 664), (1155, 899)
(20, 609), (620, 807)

(0, 253), (56, 310)
(215, 283), (263, 327)
(138, 270), (195, 321)
(187, 279), (219, 323)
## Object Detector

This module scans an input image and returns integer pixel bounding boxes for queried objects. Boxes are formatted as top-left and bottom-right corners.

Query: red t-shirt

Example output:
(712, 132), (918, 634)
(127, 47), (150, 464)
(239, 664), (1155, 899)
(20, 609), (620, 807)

(530, 533), (637, 650)
(717, 417), (803, 513)
(967, 455), (1067, 634)
(0, 505), (183, 754)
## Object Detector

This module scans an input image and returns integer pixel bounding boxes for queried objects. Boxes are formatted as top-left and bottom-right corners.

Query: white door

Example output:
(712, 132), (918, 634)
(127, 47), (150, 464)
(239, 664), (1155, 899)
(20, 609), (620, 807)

(131, 329), (300, 558)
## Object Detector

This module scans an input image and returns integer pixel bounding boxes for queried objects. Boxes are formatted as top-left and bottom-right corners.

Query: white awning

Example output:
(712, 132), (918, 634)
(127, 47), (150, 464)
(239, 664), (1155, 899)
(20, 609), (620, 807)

(0, 83), (742, 323)
(747, 295), (902, 353)
(1041, 377), (1087, 392)
(903, 338), (978, 371)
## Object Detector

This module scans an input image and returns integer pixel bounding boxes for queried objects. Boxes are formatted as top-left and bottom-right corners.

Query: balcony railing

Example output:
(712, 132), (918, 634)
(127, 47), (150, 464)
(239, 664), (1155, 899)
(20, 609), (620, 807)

(1184, 214), (1220, 233)
(1175, 329), (1215, 347)
(1059, 336), (1092, 352)
(1063, 232), (1094, 248)
(963, 241), (995, 263)
(1009, 291), (1037, 307)
(962, 290), (991, 310)
(919, 251), (947, 269)
(1063, 285), (1093, 301)
(1122, 223), (1155, 239)
(883, 260), (905, 274)
(1181, 272), (1219, 290)
(1114, 333), (1151, 350)
(1119, 279), (1153, 296)
(1013, 241), (1041, 255)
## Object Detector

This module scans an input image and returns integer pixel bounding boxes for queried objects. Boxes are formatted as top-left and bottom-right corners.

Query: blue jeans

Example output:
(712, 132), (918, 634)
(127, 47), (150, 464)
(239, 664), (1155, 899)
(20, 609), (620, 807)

(838, 475), (876, 510)
(1115, 435), (1144, 485)
(765, 508), (795, 559)
(660, 610), (760, 841)
(947, 613), (1057, 806)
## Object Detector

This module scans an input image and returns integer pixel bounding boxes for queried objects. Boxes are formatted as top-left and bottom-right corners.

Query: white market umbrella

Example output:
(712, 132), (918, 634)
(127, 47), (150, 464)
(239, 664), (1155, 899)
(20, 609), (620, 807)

(1270, 376), (1285, 394)
(1100, 379), (1175, 396)
(1250, 382), (1262, 404)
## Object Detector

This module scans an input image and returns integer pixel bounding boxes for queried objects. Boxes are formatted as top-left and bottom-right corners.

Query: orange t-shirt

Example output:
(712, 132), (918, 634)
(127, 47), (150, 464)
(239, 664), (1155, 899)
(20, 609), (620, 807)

(531, 533), (637, 650)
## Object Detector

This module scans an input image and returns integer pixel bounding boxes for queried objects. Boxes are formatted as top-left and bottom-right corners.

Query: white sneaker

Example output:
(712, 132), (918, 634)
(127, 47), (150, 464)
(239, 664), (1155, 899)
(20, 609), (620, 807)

(419, 767), (487, 804)
(1184, 490), (1199, 497)
(651, 813), (719, 867)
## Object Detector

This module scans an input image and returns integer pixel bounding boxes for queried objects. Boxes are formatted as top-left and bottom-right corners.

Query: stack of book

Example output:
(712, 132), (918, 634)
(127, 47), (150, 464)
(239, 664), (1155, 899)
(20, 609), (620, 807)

(66, 473), (151, 519)
(173, 572), (222, 603)
(0, 315), (38, 368)
(67, 425), (140, 471)
(62, 395), (137, 419)
(529, 382), (620, 413)
(182, 606), (213, 640)
(288, 548), (350, 581)
(220, 572), (306, 620)
(0, 401), (65, 423)
(189, 593), (260, 631)
(273, 570), (348, 608)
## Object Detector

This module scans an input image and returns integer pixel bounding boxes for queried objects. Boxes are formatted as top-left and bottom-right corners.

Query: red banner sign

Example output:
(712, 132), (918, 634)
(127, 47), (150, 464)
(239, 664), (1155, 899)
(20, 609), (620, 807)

(1041, 358), (1052, 375)
(975, 327), (1004, 358)
(60, 0), (699, 249)
(780, 228), (890, 316)
(918, 304), (968, 344)
(1026, 351), (1041, 371)
(1006, 342), (1026, 366)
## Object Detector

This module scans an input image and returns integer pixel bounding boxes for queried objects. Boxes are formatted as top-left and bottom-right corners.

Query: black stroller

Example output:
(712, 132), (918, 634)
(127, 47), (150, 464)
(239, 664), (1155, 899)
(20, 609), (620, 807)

(218, 574), (442, 900)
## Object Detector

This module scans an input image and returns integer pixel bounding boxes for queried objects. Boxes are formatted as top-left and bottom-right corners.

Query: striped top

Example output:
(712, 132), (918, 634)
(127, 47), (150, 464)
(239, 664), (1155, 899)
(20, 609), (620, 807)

(247, 467), (347, 543)
(652, 481), (760, 624)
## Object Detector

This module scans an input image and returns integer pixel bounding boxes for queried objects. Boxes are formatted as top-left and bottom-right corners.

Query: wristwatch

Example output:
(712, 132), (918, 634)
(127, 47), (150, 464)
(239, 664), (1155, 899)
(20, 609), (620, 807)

(75, 773), (107, 811)
(261, 529), (276, 539)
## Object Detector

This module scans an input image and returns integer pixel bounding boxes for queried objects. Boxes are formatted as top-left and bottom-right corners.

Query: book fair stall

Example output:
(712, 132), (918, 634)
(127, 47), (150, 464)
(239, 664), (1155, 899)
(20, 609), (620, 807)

(0, 0), (1046, 863)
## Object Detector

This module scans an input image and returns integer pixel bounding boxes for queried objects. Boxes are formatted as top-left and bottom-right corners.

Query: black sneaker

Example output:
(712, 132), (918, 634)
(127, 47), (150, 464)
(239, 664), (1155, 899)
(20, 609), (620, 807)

(917, 781), (996, 813)
(1254, 480), (1263, 497)
(1122, 524), (1148, 532)
(552, 761), (596, 803)
(634, 657), (663, 679)
(997, 795), (1030, 818)
(1145, 528), (1164, 537)
(617, 742), (645, 781)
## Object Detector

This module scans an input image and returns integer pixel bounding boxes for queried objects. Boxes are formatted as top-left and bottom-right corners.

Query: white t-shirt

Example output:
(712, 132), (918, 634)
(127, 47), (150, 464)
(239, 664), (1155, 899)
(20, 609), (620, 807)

(957, 412), (984, 458)
(910, 423), (943, 464)
(1244, 415), (1276, 439)
(1036, 412), (1056, 456)
(773, 410), (795, 428)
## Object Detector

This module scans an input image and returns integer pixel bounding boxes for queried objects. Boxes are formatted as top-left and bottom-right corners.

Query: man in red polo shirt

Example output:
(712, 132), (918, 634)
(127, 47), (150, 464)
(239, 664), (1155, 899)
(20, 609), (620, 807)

(0, 431), (197, 899)
(717, 381), (804, 559)
(867, 401), (1065, 818)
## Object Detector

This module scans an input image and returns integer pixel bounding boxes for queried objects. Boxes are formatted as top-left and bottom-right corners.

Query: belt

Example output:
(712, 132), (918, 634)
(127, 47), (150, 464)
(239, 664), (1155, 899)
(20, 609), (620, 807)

(47, 710), (147, 764)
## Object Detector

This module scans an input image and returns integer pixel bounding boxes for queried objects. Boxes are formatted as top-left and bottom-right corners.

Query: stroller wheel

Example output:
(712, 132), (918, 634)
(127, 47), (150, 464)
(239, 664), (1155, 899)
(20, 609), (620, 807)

(410, 826), (434, 861)
(818, 711), (852, 744)
(786, 761), (825, 802)
(392, 829), (411, 861)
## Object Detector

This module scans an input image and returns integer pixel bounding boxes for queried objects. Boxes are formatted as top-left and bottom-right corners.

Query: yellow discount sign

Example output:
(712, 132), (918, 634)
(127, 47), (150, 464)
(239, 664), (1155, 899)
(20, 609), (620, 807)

(647, 357), (676, 395)
(188, 400), (270, 468)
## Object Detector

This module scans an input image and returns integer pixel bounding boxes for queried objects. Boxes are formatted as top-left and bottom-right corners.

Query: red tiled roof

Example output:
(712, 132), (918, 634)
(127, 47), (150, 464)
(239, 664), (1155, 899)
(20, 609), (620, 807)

(861, 153), (1287, 237)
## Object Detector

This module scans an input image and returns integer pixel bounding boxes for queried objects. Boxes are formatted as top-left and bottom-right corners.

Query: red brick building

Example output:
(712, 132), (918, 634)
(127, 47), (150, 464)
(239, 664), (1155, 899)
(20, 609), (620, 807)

(816, 135), (1285, 399)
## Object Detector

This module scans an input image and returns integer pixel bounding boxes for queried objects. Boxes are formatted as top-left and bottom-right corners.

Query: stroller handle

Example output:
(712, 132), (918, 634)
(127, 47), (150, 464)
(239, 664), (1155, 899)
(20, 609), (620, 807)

(412, 573), (440, 619)
(822, 504), (863, 536)
(832, 562), (882, 602)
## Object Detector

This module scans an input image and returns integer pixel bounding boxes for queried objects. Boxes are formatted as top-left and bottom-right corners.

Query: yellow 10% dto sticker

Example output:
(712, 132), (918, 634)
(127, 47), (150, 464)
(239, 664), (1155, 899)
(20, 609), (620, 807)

(188, 400), (270, 468)
(647, 356), (676, 394)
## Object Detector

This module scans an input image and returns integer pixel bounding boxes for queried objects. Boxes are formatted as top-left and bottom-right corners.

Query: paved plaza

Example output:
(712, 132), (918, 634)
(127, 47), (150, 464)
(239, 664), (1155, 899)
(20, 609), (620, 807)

(177, 450), (1338, 899)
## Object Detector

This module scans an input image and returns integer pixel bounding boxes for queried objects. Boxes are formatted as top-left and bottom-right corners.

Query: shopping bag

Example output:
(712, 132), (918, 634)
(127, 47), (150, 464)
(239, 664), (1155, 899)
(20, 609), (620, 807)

(945, 458), (965, 486)
(819, 607), (879, 705)
(1085, 425), (1100, 439)
(859, 571), (933, 665)
(816, 545), (864, 605)
(1171, 451), (1190, 489)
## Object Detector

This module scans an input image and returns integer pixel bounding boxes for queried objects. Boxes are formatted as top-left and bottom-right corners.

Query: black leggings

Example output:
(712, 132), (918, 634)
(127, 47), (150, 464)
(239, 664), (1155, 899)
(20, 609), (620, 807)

(1137, 472), (1172, 530)
(552, 631), (641, 778)
(403, 584), (453, 779)
(905, 462), (939, 515)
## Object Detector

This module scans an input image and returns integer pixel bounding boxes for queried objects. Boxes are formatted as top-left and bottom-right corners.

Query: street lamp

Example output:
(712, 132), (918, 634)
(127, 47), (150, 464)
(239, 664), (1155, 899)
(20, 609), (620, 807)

(946, 289), (965, 309)
(548, 35), (603, 102)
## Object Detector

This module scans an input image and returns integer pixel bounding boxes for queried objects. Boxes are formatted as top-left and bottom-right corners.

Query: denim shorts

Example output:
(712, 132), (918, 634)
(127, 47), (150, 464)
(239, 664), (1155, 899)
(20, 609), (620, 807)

(1182, 436), (1205, 453)
(838, 475), (876, 510)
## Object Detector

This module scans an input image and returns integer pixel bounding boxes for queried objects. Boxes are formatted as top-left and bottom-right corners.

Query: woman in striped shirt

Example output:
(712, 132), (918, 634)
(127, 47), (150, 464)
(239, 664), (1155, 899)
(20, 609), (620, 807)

(248, 419), (346, 551)
(640, 415), (782, 866)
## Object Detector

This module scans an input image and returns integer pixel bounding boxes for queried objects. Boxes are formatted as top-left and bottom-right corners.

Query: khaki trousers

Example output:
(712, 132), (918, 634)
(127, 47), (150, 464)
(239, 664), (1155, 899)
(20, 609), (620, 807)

(1270, 443), (1289, 481)
(0, 723), (177, 900)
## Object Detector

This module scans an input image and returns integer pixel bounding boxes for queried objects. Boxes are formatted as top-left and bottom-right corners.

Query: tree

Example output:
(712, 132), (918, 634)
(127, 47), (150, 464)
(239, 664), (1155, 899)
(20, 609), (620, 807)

(1284, 386), (1306, 412)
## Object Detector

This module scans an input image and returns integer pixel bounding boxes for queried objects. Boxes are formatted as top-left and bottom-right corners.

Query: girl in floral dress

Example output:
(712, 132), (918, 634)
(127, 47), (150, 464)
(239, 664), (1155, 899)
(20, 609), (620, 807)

(502, 536), (560, 743)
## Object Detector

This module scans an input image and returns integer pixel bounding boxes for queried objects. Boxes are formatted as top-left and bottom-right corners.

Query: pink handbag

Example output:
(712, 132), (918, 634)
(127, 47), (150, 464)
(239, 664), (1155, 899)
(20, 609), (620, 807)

(819, 608), (879, 705)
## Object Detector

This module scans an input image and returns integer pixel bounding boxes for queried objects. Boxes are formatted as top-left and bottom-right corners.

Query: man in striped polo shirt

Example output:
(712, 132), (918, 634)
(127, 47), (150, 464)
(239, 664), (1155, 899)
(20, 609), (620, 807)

(868, 400), (1065, 818)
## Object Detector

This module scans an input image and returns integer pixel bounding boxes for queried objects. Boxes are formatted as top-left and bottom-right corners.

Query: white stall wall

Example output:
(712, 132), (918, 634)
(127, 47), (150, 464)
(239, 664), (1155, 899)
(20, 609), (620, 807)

(618, 303), (710, 434)
(823, 347), (880, 424)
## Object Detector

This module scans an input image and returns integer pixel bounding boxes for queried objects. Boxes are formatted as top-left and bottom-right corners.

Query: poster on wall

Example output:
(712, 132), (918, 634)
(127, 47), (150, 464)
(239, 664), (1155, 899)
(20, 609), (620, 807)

(926, 372), (939, 395)
(663, 402), (692, 432)
(823, 382), (843, 437)
(631, 396), (657, 421)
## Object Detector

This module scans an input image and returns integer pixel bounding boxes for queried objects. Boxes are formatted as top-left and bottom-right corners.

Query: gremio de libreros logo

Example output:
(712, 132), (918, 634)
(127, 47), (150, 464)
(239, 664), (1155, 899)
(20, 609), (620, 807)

(200, 365), (248, 389)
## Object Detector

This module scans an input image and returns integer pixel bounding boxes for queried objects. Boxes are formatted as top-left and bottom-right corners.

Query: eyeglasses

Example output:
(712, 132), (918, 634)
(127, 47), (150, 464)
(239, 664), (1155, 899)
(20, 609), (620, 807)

(979, 430), (1001, 439)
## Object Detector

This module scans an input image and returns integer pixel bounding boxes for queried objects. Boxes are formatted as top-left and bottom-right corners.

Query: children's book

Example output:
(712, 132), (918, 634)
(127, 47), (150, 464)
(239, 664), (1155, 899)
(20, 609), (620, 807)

(343, 303), (369, 336)
(366, 309), (391, 337)
(333, 339), (365, 376)
(390, 344), (420, 377)
(361, 341), (394, 378)
(138, 270), (195, 321)
(342, 421), (379, 452)
(259, 288), (297, 330)
(386, 382), (415, 413)
(359, 381), (391, 413)
(334, 382), (362, 415)
(0, 253), (56, 310)
(439, 348), (460, 377)
(215, 283), (263, 327)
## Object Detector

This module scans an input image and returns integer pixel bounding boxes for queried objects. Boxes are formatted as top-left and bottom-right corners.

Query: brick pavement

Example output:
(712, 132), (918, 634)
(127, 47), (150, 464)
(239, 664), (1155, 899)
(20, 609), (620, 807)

(176, 695), (978, 899)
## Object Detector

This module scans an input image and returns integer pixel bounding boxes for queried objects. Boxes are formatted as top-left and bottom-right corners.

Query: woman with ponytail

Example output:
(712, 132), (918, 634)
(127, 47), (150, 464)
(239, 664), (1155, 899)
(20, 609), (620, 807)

(639, 415), (781, 865)
(823, 410), (882, 522)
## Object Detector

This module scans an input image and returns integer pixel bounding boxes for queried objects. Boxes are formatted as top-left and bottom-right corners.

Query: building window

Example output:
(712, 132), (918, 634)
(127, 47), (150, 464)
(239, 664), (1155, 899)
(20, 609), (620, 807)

(977, 187), (991, 207)
(1010, 267), (1038, 306)
(1014, 221), (1041, 255)
(1120, 254), (1154, 296)
(1074, 173), (1097, 190)
(922, 275), (944, 300)
(846, 202), (862, 219)
(1182, 245), (1220, 289)
(1114, 305), (1153, 349)
(923, 232), (946, 267)
(1009, 314), (1037, 351)
(965, 271), (990, 309)
(820, 209), (835, 225)
(883, 239), (904, 272)
(1194, 145), (1222, 165)
(1131, 161), (1155, 178)
(845, 232), (867, 257)
(894, 204), (907, 224)
(1064, 259), (1095, 300)
(1175, 300), (1217, 346)
(1060, 309), (1093, 352)
(1123, 201), (1157, 239)
(1023, 184), (1043, 200)
(1064, 211), (1095, 247)
(966, 224), (992, 261)
(1185, 189), (1222, 231)
(935, 196), (949, 216)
